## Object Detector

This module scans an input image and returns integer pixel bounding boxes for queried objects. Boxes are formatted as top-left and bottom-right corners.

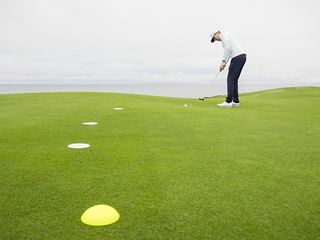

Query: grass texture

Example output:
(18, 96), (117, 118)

(0, 87), (319, 239)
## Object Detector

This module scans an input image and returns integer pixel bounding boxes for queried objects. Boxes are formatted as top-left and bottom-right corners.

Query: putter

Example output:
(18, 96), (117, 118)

(198, 70), (221, 101)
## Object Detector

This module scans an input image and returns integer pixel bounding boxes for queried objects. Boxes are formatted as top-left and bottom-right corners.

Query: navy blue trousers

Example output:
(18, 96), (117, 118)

(226, 54), (246, 103)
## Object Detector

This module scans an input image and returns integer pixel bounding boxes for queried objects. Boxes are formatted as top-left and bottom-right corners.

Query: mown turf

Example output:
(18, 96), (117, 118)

(0, 87), (319, 239)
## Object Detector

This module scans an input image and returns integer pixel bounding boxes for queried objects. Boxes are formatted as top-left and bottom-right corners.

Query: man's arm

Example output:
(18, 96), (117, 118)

(220, 35), (231, 71)
(222, 35), (232, 63)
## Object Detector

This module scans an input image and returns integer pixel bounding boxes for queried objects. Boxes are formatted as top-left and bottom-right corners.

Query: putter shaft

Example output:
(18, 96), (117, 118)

(213, 70), (220, 80)
(198, 71), (221, 100)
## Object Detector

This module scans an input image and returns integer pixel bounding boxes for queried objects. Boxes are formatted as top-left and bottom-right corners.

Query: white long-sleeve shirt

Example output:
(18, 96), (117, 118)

(221, 32), (245, 63)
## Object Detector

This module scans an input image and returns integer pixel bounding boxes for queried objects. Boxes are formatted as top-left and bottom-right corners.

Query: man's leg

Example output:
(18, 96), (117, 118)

(233, 80), (239, 103)
(227, 55), (246, 103)
(226, 61), (237, 103)
(233, 55), (246, 103)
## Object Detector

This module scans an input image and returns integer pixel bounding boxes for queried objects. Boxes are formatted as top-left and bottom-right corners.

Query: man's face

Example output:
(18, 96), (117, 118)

(214, 32), (220, 41)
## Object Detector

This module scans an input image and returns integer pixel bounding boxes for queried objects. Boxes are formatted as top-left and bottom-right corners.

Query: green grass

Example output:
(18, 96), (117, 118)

(0, 87), (319, 239)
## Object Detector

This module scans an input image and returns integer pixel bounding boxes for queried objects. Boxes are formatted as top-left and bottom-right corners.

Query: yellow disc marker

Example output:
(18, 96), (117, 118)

(81, 205), (120, 226)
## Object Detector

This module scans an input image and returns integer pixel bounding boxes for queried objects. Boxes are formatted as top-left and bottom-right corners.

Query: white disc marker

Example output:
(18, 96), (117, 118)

(68, 143), (90, 149)
(82, 122), (98, 126)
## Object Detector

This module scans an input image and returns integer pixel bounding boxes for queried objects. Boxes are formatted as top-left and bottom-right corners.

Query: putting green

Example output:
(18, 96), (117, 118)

(0, 87), (319, 240)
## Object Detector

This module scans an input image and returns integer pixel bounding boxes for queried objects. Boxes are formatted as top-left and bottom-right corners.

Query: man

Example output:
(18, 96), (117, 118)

(211, 31), (246, 108)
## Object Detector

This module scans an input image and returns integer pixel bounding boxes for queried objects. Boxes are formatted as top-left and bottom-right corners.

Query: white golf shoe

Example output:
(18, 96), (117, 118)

(232, 101), (240, 107)
(217, 101), (233, 108)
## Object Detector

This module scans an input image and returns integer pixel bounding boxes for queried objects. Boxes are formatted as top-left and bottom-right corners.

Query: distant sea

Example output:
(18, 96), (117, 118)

(0, 82), (318, 98)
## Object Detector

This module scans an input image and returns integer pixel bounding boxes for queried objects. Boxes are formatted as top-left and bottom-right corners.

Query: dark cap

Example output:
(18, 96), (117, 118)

(210, 31), (219, 43)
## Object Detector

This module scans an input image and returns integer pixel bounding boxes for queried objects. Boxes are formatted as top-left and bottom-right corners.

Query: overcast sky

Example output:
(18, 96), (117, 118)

(0, 0), (319, 85)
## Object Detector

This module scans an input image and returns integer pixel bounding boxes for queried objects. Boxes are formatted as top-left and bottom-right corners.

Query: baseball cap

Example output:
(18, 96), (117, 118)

(210, 33), (215, 43)
(210, 31), (219, 43)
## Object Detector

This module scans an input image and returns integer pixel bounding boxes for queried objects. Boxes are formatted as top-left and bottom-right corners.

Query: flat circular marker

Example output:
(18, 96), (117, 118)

(81, 205), (120, 226)
(67, 143), (90, 149)
(113, 108), (124, 110)
(82, 122), (98, 126)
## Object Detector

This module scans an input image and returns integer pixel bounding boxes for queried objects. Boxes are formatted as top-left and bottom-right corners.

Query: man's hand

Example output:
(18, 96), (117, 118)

(220, 64), (225, 71)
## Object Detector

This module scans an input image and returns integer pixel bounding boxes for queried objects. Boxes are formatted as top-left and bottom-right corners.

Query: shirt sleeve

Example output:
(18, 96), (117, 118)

(222, 35), (232, 63)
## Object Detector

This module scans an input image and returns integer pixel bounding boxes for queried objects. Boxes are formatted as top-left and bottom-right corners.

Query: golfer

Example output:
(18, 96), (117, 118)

(211, 31), (246, 107)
